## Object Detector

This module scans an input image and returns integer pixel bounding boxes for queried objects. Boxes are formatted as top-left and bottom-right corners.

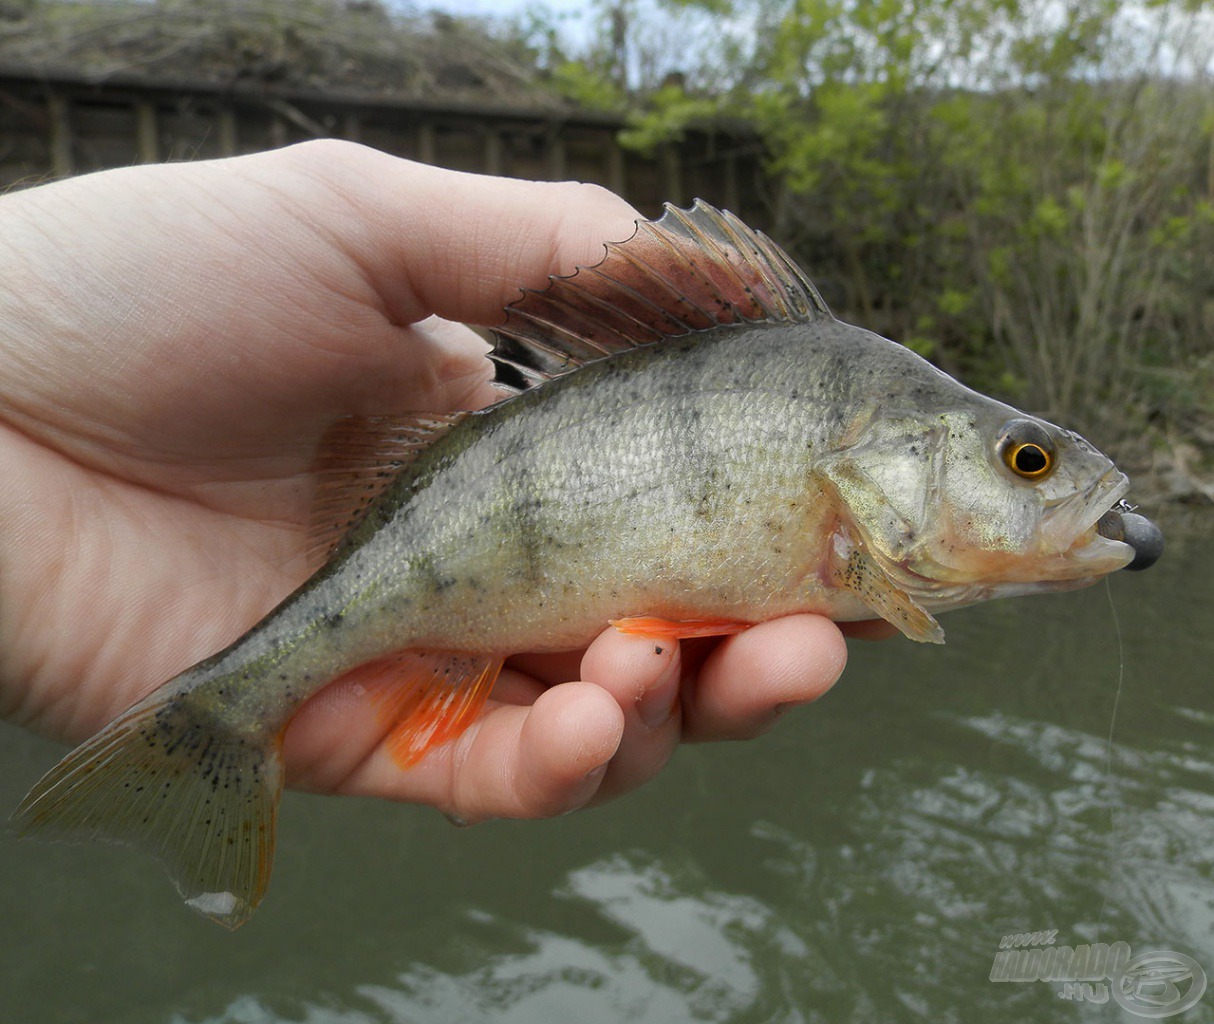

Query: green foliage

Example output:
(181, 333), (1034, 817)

(525, 0), (1213, 464)
(617, 84), (719, 152)
(548, 59), (627, 111)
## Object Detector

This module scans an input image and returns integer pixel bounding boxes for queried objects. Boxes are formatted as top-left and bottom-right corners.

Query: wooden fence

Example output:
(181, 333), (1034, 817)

(0, 69), (770, 224)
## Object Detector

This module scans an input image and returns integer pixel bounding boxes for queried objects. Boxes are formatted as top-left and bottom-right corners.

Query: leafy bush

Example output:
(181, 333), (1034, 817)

(527, 0), (1214, 469)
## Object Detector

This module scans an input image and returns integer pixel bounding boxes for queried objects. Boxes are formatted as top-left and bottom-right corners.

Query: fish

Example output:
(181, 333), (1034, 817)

(11, 200), (1162, 929)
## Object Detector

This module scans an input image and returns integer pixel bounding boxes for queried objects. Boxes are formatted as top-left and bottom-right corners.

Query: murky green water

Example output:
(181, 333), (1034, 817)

(2, 513), (1211, 1024)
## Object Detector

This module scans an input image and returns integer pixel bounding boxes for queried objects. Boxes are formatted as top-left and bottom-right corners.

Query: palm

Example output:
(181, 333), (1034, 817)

(0, 144), (851, 824)
(0, 160), (451, 727)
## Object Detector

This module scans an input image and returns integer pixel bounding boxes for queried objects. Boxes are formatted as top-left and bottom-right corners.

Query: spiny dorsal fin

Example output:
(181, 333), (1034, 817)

(490, 199), (833, 390)
(306, 413), (467, 567)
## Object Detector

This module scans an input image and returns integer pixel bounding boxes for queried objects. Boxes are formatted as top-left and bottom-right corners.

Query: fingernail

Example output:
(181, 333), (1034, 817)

(444, 811), (495, 828)
(562, 763), (608, 815)
(773, 699), (811, 718)
(583, 762), (608, 785)
(637, 659), (680, 729)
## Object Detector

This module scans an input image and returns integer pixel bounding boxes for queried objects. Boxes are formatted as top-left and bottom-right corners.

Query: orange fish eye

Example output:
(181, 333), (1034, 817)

(997, 420), (1056, 480)
(1005, 441), (1053, 478)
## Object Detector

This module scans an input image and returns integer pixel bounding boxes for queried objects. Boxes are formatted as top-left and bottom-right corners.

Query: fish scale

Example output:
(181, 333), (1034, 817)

(10, 200), (1159, 928)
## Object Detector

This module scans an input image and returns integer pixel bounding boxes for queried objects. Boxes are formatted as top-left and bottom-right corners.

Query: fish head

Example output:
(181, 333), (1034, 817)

(925, 410), (1135, 590)
(825, 403), (1141, 609)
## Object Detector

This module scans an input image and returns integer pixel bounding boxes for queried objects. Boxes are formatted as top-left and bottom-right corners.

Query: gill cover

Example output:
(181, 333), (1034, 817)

(818, 417), (949, 643)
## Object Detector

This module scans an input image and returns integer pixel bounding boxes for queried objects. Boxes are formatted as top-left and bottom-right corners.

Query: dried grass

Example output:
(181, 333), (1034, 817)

(0, 0), (563, 107)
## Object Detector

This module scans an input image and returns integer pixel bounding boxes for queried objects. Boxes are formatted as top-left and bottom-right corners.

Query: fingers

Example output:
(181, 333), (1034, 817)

(682, 614), (847, 742)
(284, 671), (625, 824)
(838, 619), (899, 641)
(575, 628), (684, 803)
(497, 619), (848, 808)
(446, 682), (624, 823)
(257, 140), (642, 328)
(0, 143), (637, 468)
(443, 629), (689, 814)
(283, 614), (847, 821)
(492, 617), (848, 807)
(401, 315), (500, 412)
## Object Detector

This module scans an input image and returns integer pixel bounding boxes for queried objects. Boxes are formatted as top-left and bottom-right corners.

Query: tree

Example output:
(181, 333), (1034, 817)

(524, 0), (1214, 475)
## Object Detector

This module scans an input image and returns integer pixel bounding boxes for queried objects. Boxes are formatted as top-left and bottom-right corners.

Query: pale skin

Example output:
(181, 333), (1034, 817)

(0, 140), (887, 827)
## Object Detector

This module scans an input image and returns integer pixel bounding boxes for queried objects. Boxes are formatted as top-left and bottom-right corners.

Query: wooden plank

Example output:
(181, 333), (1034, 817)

(417, 122), (436, 164)
(269, 115), (288, 148)
(483, 128), (503, 176)
(723, 150), (739, 213)
(660, 144), (682, 204)
(0, 72), (766, 214)
(47, 91), (73, 177)
(266, 97), (329, 138)
(135, 100), (158, 163)
(215, 106), (238, 155)
(546, 131), (566, 180)
(605, 137), (625, 195)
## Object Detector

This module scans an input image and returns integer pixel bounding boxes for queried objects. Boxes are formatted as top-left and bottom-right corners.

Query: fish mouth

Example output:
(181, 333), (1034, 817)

(1095, 501), (1165, 571)
(1039, 468), (1135, 577)
(906, 468), (1158, 614)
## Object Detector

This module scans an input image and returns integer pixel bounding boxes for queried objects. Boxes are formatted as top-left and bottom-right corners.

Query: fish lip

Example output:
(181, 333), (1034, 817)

(1040, 468), (1134, 573)
(1041, 468), (1129, 546)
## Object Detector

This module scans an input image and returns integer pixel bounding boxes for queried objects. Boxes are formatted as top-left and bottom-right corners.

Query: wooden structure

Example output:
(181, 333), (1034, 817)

(0, 69), (769, 224)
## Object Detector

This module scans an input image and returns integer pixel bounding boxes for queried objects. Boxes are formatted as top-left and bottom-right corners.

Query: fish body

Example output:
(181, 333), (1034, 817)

(12, 201), (1157, 928)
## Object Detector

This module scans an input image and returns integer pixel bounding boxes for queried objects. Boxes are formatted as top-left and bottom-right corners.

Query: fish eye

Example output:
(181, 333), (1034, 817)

(997, 420), (1056, 480)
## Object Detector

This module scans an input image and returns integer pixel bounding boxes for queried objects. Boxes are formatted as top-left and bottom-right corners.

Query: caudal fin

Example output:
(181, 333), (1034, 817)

(10, 694), (283, 929)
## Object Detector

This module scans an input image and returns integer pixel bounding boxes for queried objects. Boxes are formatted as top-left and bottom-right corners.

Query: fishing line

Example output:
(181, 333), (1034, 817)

(1095, 576), (1126, 935)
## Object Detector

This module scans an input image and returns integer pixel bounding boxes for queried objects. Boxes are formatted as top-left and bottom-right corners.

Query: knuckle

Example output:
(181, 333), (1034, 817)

(277, 137), (365, 168)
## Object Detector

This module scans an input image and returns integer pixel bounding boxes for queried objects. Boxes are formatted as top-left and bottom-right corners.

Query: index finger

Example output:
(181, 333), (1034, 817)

(252, 140), (642, 327)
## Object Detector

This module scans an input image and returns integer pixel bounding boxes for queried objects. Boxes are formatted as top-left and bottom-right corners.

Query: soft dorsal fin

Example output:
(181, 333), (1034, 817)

(306, 413), (467, 567)
(490, 199), (833, 390)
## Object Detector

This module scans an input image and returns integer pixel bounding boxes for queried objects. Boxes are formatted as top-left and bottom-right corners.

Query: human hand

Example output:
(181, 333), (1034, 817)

(0, 140), (855, 823)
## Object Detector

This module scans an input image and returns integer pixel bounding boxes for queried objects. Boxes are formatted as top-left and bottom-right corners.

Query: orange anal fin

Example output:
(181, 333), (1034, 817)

(609, 616), (751, 642)
(359, 650), (504, 769)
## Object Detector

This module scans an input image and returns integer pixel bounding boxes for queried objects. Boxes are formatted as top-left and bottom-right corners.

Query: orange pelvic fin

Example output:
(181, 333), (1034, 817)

(610, 616), (751, 641)
(358, 649), (504, 768)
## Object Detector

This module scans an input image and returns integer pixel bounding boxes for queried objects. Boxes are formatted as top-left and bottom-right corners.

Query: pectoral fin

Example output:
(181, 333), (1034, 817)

(307, 413), (469, 568)
(830, 538), (945, 644)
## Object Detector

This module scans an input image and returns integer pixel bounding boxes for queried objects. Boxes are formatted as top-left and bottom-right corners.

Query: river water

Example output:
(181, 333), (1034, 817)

(2, 513), (1211, 1024)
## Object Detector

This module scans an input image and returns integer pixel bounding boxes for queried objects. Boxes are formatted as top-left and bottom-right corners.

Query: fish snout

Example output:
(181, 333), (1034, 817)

(1096, 503), (1164, 571)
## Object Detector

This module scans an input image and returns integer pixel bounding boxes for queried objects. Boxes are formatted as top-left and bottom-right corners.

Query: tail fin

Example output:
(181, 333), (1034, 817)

(10, 693), (283, 929)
